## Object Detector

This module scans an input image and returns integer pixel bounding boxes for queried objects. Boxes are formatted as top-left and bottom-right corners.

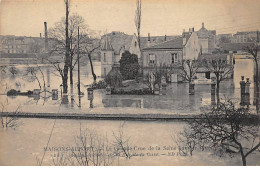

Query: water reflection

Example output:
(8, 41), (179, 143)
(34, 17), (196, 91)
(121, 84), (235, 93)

(0, 58), (257, 113)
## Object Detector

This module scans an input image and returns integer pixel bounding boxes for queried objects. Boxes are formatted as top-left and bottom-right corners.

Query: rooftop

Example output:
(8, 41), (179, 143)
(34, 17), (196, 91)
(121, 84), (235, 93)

(220, 42), (254, 52)
(143, 36), (183, 50)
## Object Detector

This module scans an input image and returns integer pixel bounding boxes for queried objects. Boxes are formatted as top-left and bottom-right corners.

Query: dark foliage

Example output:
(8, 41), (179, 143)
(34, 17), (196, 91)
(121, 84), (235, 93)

(119, 51), (140, 80)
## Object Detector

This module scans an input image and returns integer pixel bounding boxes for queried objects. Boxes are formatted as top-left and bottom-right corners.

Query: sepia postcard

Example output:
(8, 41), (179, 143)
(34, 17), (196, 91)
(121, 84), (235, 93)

(0, 0), (260, 166)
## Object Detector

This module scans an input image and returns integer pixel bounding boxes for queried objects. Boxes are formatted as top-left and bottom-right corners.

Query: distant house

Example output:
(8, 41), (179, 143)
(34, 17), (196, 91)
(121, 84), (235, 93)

(0, 35), (45, 55)
(100, 31), (179, 77)
(142, 29), (200, 82)
(100, 32), (139, 77)
(231, 31), (259, 43)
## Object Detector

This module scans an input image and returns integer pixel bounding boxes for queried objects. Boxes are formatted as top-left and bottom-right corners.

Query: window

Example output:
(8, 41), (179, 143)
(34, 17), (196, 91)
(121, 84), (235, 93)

(171, 53), (178, 64)
(149, 54), (155, 65)
(104, 53), (106, 62)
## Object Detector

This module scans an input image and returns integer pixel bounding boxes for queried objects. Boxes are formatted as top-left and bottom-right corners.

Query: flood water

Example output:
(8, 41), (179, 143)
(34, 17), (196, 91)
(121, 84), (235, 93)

(0, 58), (257, 114)
(0, 57), (259, 166)
(1, 118), (259, 166)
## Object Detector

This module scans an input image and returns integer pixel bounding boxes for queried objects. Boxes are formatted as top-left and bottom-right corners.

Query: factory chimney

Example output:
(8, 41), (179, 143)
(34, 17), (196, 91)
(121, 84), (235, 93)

(44, 22), (48, 51)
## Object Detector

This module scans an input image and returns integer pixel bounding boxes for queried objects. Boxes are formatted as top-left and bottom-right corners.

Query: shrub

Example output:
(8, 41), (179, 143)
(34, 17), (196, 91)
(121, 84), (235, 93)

(91, 80), (107, 89)
(119, 51), (140, 80)
(105, 68), (123, 89)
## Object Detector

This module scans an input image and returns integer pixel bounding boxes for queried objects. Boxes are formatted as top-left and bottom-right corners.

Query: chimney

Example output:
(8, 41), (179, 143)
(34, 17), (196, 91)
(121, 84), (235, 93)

(44, 22), (48, 51)
(164, 35), (167, 41)
(147, 33), (151, 47)
(192, 27), (194, 32)
(40, 33), (42, 38)
(202, 22), (204, 29)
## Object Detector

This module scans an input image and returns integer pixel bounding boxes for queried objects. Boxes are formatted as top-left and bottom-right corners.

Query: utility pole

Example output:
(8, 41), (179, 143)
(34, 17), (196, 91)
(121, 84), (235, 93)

(77, 26), (81, 95)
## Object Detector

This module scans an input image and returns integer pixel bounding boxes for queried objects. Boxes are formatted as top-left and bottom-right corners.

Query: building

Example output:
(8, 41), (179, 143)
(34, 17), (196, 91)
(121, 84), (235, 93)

(142, 29), (200, 82)
(231, 31), (259, 43)
(100, 31), (179, 77)
(196, 22), (216, 54)
(0, 35), (45, 55)
(216, 34), (232, 45)
(100, 32), (138, 77)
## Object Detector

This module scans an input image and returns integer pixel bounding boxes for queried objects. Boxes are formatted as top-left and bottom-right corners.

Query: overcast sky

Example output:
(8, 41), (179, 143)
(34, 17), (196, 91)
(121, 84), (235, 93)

(0, 0), (260, 37)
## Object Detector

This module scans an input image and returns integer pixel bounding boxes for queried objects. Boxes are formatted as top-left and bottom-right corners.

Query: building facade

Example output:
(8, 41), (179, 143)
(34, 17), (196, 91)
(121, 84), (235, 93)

(100, 32), (141, 77)
(142, 30), (200, 82)
(195, 22), (216, 54)
(0, 35), (45, 55)
(231, 31), (259, 43)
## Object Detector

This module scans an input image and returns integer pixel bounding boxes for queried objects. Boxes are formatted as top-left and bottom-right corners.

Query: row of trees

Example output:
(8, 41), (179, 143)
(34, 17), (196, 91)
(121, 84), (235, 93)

(44, 0), (143, 94)
(44, 0), (101, 94)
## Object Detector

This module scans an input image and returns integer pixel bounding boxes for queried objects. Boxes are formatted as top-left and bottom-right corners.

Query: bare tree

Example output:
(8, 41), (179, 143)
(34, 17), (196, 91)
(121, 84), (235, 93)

(24, 61), (46, 92)
(82, 36), (101, 82)
(62, 126), (114, 166)
(0, 98), (21, 129)
(202, 58), (233, 103)
(25, 67), (42, 90)
(172, 128), (197, 157)
(48, 13), (88, 86)
(135, 0), (141, 49)
(112, 122), (134, 160)
(182, 100), (260, 166)
(179, 59), (198, 84)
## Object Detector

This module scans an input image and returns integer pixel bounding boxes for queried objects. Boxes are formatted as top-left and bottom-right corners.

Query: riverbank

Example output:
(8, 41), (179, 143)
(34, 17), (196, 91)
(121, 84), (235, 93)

(2, 110), (259, 121)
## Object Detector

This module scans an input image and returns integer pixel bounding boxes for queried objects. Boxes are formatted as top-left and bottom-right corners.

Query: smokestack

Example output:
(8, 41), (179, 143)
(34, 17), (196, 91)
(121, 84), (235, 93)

(40, 33), (42, 38)
(202, 22), (204, 29)
(148, 33), (150, 41)
(192, 27), (194, 32)
(44, 22), (48, 51)
(165, 35), (167, 41)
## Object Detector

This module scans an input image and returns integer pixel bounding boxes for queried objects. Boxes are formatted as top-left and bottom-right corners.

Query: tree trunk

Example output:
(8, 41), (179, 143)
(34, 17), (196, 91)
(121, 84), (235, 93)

(70, 67), (73, 85)
(216, 81), (220, 106)
(63, 0), (70, 94)
(241, 154), (247, 166)
(62, 75), (68, 94)
(255, 60), (259, 100)
(88, 53), (96, 81)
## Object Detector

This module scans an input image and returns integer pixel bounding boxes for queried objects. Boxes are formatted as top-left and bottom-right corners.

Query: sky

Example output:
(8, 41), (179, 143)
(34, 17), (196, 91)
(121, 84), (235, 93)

(0, 0), (260, 37)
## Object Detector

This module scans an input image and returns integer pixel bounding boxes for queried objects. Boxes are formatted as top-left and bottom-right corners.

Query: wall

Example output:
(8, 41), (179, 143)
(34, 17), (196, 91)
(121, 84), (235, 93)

(142, 49), (182, 67)
(129, 35), (141, 59)
(183, 33), (200, 60)
(101, 50), (114, 77)
(198, 38), (209, 54)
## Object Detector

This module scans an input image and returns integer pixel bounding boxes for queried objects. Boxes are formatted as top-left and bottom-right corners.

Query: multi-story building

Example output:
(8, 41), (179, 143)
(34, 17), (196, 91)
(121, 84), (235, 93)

(100, 24), (215, 81)
(0, 35), (45, 55)
(142, 29), (200, 82)
(100, 31), (179, 77)
(231, 31), (259, 43)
